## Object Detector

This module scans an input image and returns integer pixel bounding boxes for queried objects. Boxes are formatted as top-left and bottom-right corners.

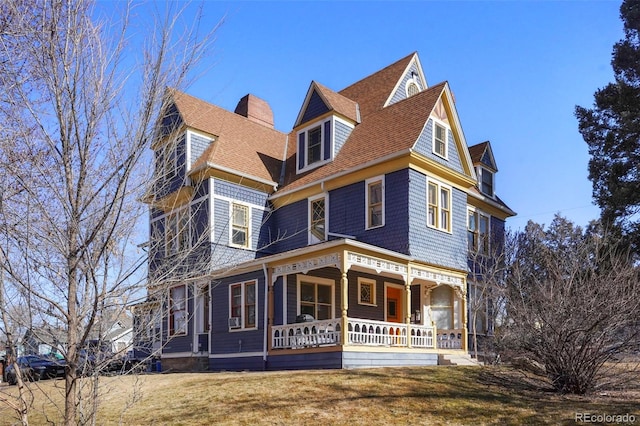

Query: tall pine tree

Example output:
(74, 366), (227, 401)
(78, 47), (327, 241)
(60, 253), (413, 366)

(576, 0), (640, 251)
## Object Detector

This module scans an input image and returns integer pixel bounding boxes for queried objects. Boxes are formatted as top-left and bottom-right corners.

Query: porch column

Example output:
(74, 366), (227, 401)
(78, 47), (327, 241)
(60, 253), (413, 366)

(340, 271), (348, 346)
(405, 265), (412, 348)
(461, 286), (468, 352)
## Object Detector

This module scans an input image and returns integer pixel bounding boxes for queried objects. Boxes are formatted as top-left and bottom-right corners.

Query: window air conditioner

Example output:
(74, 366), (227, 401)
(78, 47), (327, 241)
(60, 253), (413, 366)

(228, 317), (241, 329)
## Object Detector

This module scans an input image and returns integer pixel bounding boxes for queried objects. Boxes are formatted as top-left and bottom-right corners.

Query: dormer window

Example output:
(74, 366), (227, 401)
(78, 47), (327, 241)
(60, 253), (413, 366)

(307, 126), (322, 165)
(433, 121), (448, 159)
(297, 120), (331, 173)
(479, 167), (494, 197)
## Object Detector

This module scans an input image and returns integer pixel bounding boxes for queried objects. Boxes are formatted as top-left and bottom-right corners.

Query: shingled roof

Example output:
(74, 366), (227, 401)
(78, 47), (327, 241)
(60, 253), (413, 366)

(279, 81), (448, 192)
(312, 81), (360, 124)
(339, 52), (416, 119)
(170, 90), (287, 184)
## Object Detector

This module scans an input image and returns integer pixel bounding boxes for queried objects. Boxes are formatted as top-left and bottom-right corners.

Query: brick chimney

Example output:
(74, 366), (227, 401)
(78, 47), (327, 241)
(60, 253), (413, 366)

(234, 94), (274, 129)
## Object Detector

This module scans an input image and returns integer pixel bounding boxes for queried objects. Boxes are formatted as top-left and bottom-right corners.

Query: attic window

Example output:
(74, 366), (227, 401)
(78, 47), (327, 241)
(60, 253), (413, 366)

(297, 119), (332, 173)
(407, 82), (420, 97)
(480, 168), (494, 197)
(433, 121), (448, 159)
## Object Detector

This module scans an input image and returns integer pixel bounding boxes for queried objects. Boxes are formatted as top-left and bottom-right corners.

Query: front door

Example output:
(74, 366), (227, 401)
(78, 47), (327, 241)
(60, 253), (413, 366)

(386, 286), (403, 323)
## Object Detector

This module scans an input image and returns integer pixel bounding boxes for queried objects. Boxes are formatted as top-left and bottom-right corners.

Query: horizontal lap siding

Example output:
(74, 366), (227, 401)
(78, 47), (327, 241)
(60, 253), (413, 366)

(285, 267), (341, 323)
(342, 352), (437, 368)
(267, 351), (342, 370)
(163, 285), (194, 354)
(210, 270), (265, 355)
(210, 356), (265, 371)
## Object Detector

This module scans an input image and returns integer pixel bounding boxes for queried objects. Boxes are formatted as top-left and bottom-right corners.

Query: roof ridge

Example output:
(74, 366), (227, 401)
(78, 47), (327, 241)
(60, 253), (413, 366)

(339, 52), (416, 94)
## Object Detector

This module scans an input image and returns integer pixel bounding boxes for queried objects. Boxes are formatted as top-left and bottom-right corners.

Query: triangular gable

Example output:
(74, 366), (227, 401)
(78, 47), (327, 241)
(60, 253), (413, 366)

(294, 81), (359, 128)
(384, 53), (428, 108)
(468, 141), (498, 172)
(412, 83), (476, 182)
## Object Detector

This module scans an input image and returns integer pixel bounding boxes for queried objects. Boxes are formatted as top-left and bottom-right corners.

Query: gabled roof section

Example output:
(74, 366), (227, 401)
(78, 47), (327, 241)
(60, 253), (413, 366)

(279, 82), (448, 193)
(169, 89), (287, 185)
(468, 141), (497, 172)
(339, 52), (417, 119)
(294, 81), (360, 128)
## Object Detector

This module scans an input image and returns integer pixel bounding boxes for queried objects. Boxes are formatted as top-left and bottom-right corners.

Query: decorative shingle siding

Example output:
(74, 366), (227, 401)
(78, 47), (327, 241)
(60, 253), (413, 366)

(407, 169), (468, 270)
(300, 90), (329, 125)
(189, 132), (212, 167)
(210, 270), (265, 355)
(414, 119), (464, 174)
(328, 169), (410, 254)
(387, 62), (424, 106)
(213, 179), (270, 207)
(333, 119), (352, 156)
(213, 198), (230, 246)
(270, 199), (309, 253)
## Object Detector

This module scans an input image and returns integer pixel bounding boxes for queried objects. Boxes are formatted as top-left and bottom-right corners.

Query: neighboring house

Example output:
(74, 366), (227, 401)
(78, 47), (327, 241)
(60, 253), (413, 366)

(132, 52), (515, 372)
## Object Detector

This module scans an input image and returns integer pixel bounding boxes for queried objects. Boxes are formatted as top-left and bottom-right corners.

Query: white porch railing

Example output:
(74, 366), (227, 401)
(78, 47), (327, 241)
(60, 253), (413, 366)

(271, 318), (435, 350)
(347, 318), (434, 348)
(271, 318), (341, 349)
(436, 329), (464, 349)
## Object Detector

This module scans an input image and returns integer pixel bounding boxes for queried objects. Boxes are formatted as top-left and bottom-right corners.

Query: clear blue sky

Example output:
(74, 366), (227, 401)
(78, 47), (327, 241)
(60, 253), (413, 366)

(139, 1), (624, 231)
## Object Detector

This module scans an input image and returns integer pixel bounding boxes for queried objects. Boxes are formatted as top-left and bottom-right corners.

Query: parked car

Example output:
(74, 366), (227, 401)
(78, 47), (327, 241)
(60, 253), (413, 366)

(77, 340), (124, 375)
(5, 355), (66, 385)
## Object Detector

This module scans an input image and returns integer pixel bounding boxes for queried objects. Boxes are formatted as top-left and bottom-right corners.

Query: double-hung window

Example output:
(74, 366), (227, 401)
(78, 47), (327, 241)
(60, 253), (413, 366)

(433, 121), (448, 158)
(427, 179), (452, 232)
(365, 176), (385, 229)
(468, 209), (490, 254)
(297, 119), (332, 173)
(165, 208), (190, 255)
(229, 281), (257, 330)
(479, 167), (494, 197)
(231, 203), (249, 248)
(169, 285), (187, 336)
(309, 195), (326, 243)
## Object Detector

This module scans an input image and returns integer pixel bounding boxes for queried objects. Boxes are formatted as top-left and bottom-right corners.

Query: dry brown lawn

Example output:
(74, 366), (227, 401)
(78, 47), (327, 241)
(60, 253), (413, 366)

(1, 366), (639, 425)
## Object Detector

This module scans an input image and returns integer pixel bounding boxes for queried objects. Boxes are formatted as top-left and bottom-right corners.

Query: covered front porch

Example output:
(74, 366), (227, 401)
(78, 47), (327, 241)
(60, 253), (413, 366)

(266, 240), (467, 362)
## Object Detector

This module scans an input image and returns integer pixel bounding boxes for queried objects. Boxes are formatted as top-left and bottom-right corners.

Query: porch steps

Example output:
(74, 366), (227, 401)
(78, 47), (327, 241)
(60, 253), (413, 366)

(437, 353), (482, 366)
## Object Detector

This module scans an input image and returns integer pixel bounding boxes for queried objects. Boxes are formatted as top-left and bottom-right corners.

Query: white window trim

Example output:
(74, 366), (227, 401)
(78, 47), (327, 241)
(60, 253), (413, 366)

(431, 118), (449, 160)
(165, 205), (191, 256)
(477, 166), (496, 198)
(296, 274), (336, 319)
(168, 284), (188, 337)
(186, 129), (214, 174)
(229, 202), (251, 249)
(426, 177), (453, 233)
(357, 277), (377, 307)
(365, 175), (385, 230)
(467, 207), (491, 254)
(308, 194), (328, 245)
(405, 73), (422, 97)
(296, 119), (332, 174)
(228, 280), (258, 332)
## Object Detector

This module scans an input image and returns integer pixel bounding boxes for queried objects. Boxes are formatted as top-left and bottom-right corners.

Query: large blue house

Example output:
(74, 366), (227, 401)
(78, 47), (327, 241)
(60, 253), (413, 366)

(133, 52), (515, 371)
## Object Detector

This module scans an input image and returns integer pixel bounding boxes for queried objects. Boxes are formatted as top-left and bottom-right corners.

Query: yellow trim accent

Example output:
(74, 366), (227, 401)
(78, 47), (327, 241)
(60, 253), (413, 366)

(409, 151), (477, 189)
(467, 196), (515, 220)
(190, 167), (276, 193)
(150, 186), (194, 212)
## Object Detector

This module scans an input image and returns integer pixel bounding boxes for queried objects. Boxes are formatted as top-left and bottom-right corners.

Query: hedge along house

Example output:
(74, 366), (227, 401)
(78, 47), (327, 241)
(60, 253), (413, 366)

(133, 52), (515, 372)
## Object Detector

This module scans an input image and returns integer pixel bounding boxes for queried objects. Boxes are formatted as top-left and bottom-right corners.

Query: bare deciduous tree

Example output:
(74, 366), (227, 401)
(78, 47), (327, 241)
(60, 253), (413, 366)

(501, 216), (640, 394)
(0, 0), (218, 424)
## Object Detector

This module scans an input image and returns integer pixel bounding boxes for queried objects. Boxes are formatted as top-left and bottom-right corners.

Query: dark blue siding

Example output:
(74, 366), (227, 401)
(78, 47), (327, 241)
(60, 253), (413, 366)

(407, 169), (468, 270)
(271, 199), (308, 253)
(273, 276), (284, 325)
(284, 268), (341, 323)
(210, 356), (265, 371)
(210, 270), (266, 355)
(163, 285), (194, 354)
(327, 169), (410, 254)
(414, 119), (464, 174)
(298, 133), (305, 170)
(267, 351), (342, 370)
(323, 121), (331, 160)
(300, 90), (329, 125)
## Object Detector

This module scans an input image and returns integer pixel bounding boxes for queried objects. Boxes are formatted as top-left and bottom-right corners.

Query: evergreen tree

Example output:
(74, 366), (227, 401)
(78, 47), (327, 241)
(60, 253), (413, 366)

(576, 0), (640, 251)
